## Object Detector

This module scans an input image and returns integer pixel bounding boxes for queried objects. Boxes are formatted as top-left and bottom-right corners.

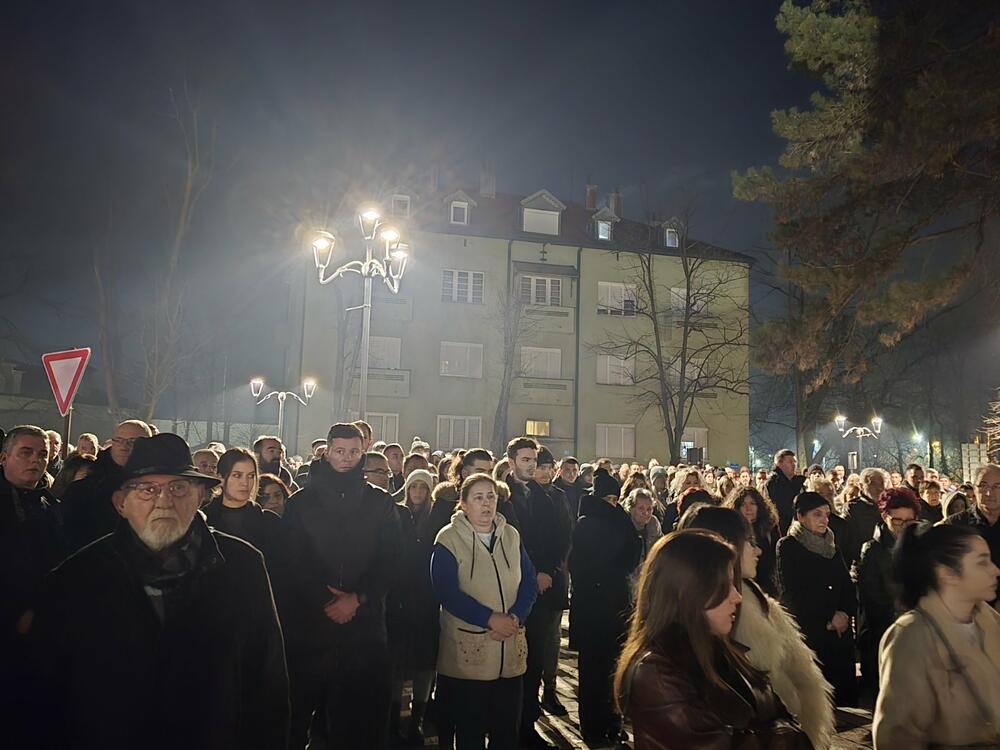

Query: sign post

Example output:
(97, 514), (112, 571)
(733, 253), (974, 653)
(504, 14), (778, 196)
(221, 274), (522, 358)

(41, 348), (91, 459)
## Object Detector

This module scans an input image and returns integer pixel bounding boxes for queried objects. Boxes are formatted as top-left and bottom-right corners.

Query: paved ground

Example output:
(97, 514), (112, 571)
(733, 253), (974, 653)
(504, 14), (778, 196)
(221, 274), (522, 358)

(415, 615), (874, 749)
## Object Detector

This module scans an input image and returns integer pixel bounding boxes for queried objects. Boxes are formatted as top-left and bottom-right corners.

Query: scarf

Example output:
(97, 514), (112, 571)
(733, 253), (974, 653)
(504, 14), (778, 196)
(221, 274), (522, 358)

(788, 520), (836, 559)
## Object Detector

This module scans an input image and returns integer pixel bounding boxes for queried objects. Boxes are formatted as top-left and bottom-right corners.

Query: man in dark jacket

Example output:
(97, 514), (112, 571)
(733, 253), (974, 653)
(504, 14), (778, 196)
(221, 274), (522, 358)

(32, 432), (289, 750)
(765, 449), (805, 533)
(843, 467), (887, 569)
(513, 445), (573, 747)
(569, 468), (642, 745)
(60, 418), (151, 553)
(553, 456), (587, 522)
(0, 425), (63, 746)
(279, 422), (402, 749)
(945, 463), (1000, 575)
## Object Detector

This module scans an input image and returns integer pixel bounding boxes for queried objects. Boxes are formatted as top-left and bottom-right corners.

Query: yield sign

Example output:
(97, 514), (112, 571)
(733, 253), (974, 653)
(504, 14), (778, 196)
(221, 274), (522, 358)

(41, 348), (91, 417)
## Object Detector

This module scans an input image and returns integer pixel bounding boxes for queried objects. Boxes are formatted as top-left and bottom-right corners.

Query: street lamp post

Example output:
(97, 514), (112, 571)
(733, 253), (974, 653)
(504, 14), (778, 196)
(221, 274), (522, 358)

(311, 209), (409, 421)
(835, 414), (883, 469)
(250, 377), (316, 445)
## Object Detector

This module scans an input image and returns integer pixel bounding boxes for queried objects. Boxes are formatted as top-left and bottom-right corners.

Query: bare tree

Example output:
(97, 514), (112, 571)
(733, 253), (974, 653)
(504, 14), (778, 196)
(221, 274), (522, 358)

(592, 216), (750, 463)
(489, 288), (536, 456)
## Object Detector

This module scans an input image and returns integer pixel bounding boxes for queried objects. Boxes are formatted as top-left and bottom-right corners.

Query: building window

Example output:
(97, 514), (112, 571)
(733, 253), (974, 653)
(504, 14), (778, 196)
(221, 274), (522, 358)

(391, 194), (411, 218)
(518, 275), (562, 306)
(681, 426), (708, 462)
(597, 354), (634, 385)
(450, 201), (469, 225)
(665, 227), (679, 247)
(440, 341), (483, 378)
(597, 281), (637, 316)
(520, 346), (561, 379)
(522, 208), (560, 235)
(596, 423), (636, 459)
(437, 415), (482, 451)
(367, 413), (399, 443)
(669, 286), (706, 318)
(442, 269), (485, 304)
(597, 219), (612, 241)
(367, 336), (401, 370)
(526, 419), (551, 437)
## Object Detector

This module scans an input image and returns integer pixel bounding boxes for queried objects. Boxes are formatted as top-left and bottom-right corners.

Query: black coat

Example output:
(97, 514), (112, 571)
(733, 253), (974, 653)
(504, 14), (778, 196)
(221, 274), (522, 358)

(202, 498), (282, 559)
(59, 447), (125, 554)
(512, 480), (573, 611)
(553, 476), (588, 521)
(918, 497), (944, 523)
(776, 532), (858, 705)
(843, 495), (880, 569)
(765, 470), (805, 533)
(855, 523), (899, 658)
(568, 500), (641, 652)
(278, 459), (401, 661)
(396, 501), (440, 671)
(32, 516), (289, 750)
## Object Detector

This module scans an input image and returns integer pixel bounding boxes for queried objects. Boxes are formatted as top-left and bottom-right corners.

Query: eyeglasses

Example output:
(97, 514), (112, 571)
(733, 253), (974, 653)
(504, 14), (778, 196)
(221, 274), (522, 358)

(124, 479), (194, 499)
(977, 483), (1000, 495)
(111, 437), (139, 447)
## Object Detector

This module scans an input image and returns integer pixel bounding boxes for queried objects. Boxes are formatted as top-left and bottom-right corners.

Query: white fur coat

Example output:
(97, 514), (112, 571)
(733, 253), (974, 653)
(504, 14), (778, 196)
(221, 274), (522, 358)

(734, 580), (836, 750)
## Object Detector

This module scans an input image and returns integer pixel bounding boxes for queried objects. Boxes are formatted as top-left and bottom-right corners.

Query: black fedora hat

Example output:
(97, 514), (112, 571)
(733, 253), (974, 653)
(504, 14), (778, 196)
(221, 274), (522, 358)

(120, 433), (221, 487)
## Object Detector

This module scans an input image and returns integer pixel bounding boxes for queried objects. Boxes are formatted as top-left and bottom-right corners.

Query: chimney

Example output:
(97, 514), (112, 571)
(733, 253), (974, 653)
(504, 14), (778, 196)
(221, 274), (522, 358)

(609, 188), (623, 218)
(479, 160), (496, 198)
(427, 165), (440, 194)
(585, 183), (598, 211)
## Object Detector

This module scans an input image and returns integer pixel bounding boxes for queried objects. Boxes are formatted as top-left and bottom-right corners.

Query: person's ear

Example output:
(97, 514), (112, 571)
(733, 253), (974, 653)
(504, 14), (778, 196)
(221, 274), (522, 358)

(111, 489), (128, 518)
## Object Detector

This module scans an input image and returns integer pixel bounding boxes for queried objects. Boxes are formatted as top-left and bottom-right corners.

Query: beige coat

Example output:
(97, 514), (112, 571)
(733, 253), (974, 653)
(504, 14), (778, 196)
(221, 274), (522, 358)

(874, 591), (1000, 749)
(434, 510), (528, 681)
(735, 581), (836, 750)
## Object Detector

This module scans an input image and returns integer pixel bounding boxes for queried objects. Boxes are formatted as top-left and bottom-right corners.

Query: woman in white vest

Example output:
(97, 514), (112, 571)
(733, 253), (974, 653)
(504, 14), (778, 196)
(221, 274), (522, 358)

(430, 472), (537, 750)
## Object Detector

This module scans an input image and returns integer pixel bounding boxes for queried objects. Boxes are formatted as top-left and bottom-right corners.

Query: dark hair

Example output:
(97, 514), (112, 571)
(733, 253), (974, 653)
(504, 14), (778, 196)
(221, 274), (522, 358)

(218, 448), (258, 480)
(448, 448), (493, 484)
(893, 523), (983, 610)
(50, 452), (97, 499)
(677, 487), (715, 518)
(351, 420), (372, 440)
(365, 451), (387, 464)
(252, 435), (283, 452)
(458, 472), (498, 503)
(258, 473), (290, 499)
(327, 422), (364, 443)
(906, 463), (923, 473)
(724, 486), (779, 536)
(383, 442), (403, 455)
(505, 436), (539, 461)
(773, 448), (795, 464)
(877, 487), (920, 516)
(614, 530), (763, 712)
(560, 456), (580, 467)
(920, 479), (941, 494)
(403, 452), (429, 473)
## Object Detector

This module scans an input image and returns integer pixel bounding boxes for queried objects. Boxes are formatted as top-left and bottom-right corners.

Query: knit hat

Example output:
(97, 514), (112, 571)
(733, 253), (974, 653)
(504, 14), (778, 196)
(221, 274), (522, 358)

(794, 491), (831, 515)
(593, 467), (621, 500)
(403, 469), (435, 494)
(650, 466), (668, 480)
(536, 446), (555, 467)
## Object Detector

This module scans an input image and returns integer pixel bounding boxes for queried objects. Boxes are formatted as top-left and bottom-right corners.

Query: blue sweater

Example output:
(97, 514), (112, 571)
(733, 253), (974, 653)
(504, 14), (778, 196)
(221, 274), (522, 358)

(430, 540), (537, 628)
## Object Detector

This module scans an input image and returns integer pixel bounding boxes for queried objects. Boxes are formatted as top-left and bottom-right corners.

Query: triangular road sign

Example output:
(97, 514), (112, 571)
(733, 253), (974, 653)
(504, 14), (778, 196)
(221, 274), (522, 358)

(42, 348), (91, 417)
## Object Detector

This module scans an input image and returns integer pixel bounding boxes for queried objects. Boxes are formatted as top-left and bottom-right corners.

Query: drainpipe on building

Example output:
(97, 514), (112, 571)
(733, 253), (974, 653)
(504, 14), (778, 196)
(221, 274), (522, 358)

(573, 246), (583, 457)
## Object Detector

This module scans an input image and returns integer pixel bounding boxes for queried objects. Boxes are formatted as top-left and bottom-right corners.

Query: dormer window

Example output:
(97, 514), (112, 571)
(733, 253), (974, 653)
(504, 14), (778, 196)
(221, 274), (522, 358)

(592, 206), (617, 242)
(390, 194), (411, 218)
(450, 201), (469, 225)
(520, 189), (566, 236)
(597, 220), (612, 241)
(665, 227), (680, 247)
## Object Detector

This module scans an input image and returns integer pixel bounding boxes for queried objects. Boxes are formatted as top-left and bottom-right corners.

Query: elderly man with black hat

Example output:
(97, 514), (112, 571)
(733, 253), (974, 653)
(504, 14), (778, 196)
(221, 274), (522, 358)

(569, 467), (642, 745)
(32, 433), (290, 750)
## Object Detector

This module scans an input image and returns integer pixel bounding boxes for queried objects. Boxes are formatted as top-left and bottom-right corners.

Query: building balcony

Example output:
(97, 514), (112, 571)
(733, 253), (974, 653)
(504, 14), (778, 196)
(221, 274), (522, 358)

(523, 304), (575, 334)
(512, 377), (574, 406)
(351, 368), (410, 398)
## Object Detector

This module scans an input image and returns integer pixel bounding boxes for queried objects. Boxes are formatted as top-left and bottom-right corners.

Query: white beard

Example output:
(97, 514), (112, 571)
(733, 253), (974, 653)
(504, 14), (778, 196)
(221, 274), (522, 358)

(138, 515), (189, 552)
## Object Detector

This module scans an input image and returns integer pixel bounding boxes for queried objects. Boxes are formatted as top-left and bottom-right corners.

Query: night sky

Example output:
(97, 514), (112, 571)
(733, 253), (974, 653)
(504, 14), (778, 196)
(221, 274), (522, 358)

(2, 0), (813, 373)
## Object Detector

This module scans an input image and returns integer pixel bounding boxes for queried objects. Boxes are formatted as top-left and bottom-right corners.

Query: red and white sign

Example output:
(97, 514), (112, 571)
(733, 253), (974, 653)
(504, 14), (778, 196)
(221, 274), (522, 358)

(41, 348), (91, 416)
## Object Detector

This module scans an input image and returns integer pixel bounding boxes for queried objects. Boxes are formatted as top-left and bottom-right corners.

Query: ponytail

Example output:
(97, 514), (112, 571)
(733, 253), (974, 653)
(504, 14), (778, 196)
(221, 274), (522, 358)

(893, 522), (980, 611)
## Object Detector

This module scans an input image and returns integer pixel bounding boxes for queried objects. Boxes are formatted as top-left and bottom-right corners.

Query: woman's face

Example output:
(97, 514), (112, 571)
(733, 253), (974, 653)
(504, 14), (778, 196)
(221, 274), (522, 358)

(705, 569), (742, 637)
(408, 480), (430, 507)
(739, 497), (758, 524)
(703, 472), (716, 487)
(259, 482), (286, 515)
(460, 480), (497, 532)
(798, 505), (831, 535)
(741, 539), (761, 580)
(223, 460), (257, 505)
(882, 507), (916, 536)
(683, 472), (702, 490)
(78, 437), (96, 457)
(630, 497), (654, 529)
(950, 536), (1000, 605)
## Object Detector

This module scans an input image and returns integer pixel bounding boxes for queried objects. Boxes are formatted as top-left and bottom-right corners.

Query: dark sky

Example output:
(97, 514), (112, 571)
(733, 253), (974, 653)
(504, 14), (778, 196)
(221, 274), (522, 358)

(2, 0), (814, 365)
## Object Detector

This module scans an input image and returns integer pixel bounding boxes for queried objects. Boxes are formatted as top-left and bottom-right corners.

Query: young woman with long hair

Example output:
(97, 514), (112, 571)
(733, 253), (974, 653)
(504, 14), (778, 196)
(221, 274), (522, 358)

(615, 529), (811, 749)
(724, 486), (780, 595)
(202, 448), (280, 557)
(679, 505), (833, 749)
(874, 523), (1000, 748)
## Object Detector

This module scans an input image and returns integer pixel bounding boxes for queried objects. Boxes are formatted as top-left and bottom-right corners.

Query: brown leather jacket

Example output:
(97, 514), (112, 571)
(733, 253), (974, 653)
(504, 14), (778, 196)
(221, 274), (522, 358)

(626, 646), (812, 750)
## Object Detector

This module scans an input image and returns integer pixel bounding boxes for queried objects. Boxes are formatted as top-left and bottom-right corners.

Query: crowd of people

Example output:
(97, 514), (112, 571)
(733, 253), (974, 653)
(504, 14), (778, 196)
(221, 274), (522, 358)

(2, 417), (1000, 749)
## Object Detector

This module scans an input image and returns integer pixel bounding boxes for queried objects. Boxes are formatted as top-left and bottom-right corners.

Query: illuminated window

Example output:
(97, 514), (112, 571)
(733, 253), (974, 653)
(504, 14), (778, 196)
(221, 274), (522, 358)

(450, 201), (469, 225)
(526, 420), (551, 437)
(665, 227), (679, 247)
(597, 220), (612, 240)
